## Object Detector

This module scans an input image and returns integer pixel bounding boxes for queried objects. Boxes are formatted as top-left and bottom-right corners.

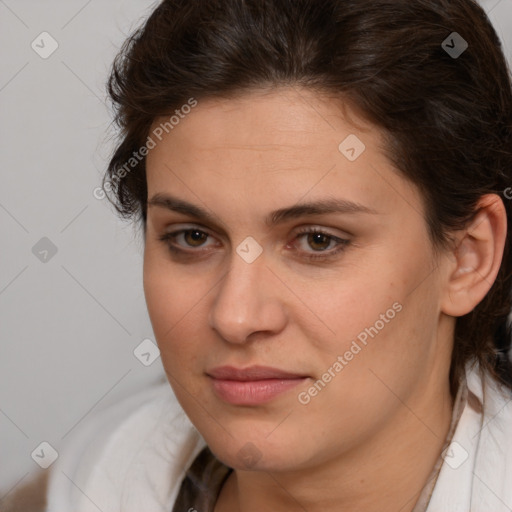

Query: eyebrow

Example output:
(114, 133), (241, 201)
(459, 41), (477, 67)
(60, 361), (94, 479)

(147, 193), (378, 228)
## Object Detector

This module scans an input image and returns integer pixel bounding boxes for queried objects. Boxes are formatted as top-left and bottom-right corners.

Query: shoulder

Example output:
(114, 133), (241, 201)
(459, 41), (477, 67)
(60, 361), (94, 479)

(45, 377), (206, 512)
(468, 363), (512, 510)
(468, 361), (512, 434)
(427, 361), (512, 511)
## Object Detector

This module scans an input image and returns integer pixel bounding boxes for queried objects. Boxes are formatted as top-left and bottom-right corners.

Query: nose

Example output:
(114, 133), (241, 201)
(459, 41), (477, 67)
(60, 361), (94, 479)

(208, 247), (287, 344)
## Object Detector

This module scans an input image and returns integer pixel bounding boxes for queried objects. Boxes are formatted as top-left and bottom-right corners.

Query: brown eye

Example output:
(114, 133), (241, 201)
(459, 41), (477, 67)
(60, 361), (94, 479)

(293, 228), (351, 262)
(183, 230), (208, 247)
(158, 226), (350, 262)
(306, 232), (332, 251)
(158, 228), (216, 254)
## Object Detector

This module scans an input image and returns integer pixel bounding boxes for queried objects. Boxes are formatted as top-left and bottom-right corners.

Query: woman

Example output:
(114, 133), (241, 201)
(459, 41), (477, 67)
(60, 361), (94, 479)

(43, 0), (512, 511)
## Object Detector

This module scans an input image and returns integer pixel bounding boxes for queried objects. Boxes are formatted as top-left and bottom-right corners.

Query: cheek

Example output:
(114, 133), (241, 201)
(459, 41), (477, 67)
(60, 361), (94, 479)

(300, 252), (438, 397)
(143, 242), (198, 325)
(315, 280), (441, 419)
(295, 301), (419, 437)
(143, 253), (174, 335)
(143, 250), (205, 362)
(292, 267), (400, 360)
(143, 268), (208, 405)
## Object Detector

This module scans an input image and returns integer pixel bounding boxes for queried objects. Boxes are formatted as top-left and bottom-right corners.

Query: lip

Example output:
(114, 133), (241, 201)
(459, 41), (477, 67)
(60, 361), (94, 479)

(206, 365), (309, 405)
(207, 365), (307, 381)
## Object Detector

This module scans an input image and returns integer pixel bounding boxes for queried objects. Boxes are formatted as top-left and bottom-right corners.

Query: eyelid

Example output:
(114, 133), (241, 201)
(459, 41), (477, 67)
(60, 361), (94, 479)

(162, 225), (220, 249)
(161, 222), (350, 240)
(293, 223), (352, 237)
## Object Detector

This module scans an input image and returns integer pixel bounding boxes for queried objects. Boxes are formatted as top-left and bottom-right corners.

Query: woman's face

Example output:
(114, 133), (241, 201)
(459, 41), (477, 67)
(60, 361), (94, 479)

(143, 87), (453, 472)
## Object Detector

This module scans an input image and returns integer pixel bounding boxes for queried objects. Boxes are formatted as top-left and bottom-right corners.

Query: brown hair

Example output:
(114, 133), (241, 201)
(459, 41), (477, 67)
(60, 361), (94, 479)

(103, 0), (512, 394)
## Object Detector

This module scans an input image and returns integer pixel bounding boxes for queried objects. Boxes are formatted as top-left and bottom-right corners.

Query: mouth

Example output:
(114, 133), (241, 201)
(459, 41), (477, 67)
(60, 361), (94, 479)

(206, 365), (309, 405)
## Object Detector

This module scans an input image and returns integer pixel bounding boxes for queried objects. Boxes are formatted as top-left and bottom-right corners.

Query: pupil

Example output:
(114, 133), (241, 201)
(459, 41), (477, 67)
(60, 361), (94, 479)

(310, 233), (329, 251)
(187, 230), (205, 246)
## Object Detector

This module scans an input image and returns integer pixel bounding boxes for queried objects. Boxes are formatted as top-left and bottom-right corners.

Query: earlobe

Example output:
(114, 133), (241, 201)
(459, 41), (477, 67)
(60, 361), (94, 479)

(441, 194), (507, 317)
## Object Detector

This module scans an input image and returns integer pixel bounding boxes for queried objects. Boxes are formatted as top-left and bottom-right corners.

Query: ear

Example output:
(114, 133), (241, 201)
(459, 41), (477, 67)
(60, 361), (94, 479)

(440, 194), (508, 317)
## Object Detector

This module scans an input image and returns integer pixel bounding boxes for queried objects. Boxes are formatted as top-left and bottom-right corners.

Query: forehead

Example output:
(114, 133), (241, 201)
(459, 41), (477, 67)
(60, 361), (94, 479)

(148, 87), (377, 164)
(145, 87), (424, 228)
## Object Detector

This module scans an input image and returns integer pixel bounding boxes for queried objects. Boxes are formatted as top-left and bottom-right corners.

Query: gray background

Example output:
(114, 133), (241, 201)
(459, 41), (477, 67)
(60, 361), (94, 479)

(1, 0), (511, 498)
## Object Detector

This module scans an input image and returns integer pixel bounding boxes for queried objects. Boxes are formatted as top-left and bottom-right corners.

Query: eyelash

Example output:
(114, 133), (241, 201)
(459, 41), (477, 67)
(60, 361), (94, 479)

(158, 227), (350, 262)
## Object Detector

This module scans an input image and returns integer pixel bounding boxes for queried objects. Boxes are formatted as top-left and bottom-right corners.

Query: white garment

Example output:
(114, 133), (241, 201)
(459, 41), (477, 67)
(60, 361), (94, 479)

(45, 362), (512, 512)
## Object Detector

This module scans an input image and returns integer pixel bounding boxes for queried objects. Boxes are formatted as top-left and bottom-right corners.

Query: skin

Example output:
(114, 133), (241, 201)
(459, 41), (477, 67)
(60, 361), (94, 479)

(142, 87), (507, 512)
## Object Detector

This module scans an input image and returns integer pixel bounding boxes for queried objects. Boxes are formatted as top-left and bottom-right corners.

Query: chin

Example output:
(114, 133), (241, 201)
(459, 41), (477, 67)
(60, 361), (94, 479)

(207, 433), (308, 472)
